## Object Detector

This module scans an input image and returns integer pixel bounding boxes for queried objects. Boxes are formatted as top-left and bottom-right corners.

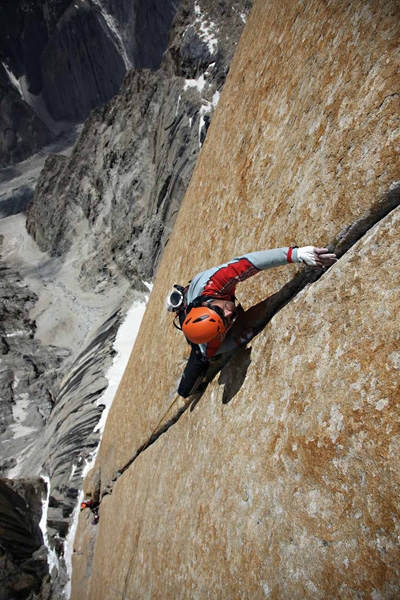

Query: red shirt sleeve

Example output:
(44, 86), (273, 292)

(202, 257), (260, 299)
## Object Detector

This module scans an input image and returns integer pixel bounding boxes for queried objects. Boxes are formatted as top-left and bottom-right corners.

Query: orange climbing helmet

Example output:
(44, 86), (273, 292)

(182, 306), (227, 344)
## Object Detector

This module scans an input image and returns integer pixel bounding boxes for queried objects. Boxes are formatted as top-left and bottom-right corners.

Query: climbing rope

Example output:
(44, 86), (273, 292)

(114, 391), (194, 480)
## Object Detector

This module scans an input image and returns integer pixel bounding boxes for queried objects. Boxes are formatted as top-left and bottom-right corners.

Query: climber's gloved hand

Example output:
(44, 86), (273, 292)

(297, 246), (338, 268)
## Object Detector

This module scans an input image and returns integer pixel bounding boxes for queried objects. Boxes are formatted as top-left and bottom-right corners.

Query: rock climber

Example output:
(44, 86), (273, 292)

(80, 499), (99, 525)
(167, 246), (337, 398)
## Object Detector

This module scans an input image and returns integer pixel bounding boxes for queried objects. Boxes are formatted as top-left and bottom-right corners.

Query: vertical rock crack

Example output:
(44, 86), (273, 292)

(104, 182), (400, 492)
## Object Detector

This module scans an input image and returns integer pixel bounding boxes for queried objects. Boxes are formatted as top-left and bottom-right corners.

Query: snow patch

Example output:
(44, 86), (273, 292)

(198, 91), (220, 147)
(194, 2), (219, 54)
(40, 475), (60, 574)
(95, 285), (152, 435)
(184, 75), (206, 93)
(9, 400), (36, 440)
(184, 65), (220, 145)
(10, 395), (38, 440)
(2, 62), (23, 96)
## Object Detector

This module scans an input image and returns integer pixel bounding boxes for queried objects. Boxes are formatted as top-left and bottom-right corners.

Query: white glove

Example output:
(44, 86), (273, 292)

(297, 246), (338, 268)
(297, 246), (318, 266)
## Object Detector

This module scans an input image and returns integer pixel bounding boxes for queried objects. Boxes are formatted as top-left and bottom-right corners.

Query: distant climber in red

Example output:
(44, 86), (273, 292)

(80, 499), (99, 525)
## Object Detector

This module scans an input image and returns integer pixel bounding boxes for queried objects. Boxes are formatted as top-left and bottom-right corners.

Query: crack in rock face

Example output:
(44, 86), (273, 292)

(331, 182), (400, 258)
(79, 195), (400, 600)
(101, 181), (400, 495)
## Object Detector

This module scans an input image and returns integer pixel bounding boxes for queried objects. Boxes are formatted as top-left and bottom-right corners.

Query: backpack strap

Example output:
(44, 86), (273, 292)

(171, 288), (237, 333)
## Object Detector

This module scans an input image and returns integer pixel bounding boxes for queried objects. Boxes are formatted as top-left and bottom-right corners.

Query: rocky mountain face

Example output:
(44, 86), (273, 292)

(21, 307), (124, 534)
(70, 0), (400, 598)
(0, 249), (69, 475)
(26, 0), (251, 286)
(0, 0), (180, 166)
(0, 64), (53, 169)
(0, 1), (251, 597)
(0, 238), (127, 597)
(0, 477), (51, 600)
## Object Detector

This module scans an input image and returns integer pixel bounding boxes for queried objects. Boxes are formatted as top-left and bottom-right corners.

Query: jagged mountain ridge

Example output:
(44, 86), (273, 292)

(71, 0), (400, 597)
(26, 0), (251, 285)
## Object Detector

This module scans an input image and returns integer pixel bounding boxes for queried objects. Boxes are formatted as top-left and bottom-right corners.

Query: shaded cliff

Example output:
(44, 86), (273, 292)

(72, 0), (400, 598)
(0, 64), (53, 168)
(0, 477), (50, 600)
(0, 0), (180, 166)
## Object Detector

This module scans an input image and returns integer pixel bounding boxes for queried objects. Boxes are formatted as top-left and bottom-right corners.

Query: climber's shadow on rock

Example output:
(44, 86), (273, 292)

(189, 271), (324, 409)
(218, 346), (252, 404)
(189, 345), (252, 411)
(208, 282), (302, 405)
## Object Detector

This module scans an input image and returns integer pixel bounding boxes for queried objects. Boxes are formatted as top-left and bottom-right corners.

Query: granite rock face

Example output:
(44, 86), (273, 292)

(0, 240), (131, 595)
(71, 0), (400, 598)
(0, 250), (69, 475)
(21, 308), (124, 539)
